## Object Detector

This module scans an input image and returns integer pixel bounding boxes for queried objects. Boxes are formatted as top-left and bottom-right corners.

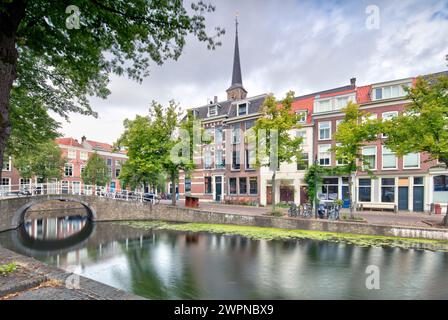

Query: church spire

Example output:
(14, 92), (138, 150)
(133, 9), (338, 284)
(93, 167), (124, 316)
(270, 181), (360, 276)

(227, 15), (247, 100)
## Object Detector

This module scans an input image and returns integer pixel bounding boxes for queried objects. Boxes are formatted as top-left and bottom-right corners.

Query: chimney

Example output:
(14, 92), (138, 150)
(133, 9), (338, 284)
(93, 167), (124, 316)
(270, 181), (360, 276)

(214, 96), (218, 103)
(350, 77), (356, 88)
(81, 135), (86, 143)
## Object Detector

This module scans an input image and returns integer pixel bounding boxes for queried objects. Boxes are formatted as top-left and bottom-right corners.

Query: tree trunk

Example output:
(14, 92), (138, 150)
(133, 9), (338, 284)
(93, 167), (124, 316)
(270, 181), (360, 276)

(348, 173), (354, 219)
(271, 171), (276, 212)
(0, 0), (26, 182)
(171, 172), (176, 206)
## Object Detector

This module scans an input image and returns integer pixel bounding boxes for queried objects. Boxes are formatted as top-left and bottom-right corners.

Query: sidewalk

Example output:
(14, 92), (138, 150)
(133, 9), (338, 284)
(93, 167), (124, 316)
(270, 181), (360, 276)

(164, 200), (446, 229)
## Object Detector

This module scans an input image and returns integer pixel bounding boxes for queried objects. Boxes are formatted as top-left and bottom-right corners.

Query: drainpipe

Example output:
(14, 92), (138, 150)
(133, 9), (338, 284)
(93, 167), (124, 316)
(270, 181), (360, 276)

(314, 155), (319, 219)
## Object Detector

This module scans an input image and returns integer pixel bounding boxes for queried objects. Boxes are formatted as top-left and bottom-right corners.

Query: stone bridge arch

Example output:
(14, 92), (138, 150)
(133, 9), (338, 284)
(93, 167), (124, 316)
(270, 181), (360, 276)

(9, 195), (97, 230)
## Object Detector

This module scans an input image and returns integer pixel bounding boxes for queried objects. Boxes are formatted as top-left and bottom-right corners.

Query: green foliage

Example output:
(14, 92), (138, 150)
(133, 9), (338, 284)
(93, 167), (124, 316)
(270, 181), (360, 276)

(304, 164), (346, 206)
(81, 152), (110, 186)
(116, 221), (448, 251)
(382, 75), (448, 167)
(0, 0), (224, 180)
(13, 140), (65, 182)
(253, 91), (304, 210)
(0, 263), (18, 276)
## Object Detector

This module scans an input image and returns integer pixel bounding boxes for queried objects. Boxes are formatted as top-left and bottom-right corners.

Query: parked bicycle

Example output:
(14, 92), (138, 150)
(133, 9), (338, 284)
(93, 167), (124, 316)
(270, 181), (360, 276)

(288, 202), (299, 217)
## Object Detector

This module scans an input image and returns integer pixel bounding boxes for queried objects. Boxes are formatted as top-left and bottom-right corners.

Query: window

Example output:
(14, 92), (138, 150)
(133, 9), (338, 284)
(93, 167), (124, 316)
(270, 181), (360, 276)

(106, 158), (112, 166)
(433, 175), (448, 204)
(204, 177), (212, 194)
(232, 150), (240, 170)
(318, 122), (331, 140)
(336, 119), (344, 128)
(20, 178), (31, 185)
(80, 151), (88, 161)
(381, 178), (395, 203)
(404, 153), (420, 169)
(1, 178), (10, 193)
(317, 100), (331, 112)
(215, 149), (224, 169)
(215, 126), (223, 145)
(336, 97), (349, 109)
(296, 110), (307, 123)
(381, 111), (398, 138)
(80, 165), (86, 175)
(238, 103), (247, 116)
(358, 178), (372, 202)
(64, 163), (73, 177)
(297, 153), (309, 170)
(319, 178), (339, 201)
(108, 167), (113, 178)
(115, 167), (121, 178)
(232, 124), (240, 144)
(229, 178), (237, 194)
(68, 149), (76, 159)
(296, 130), (306, 145)
(208, 105), (217, 117)
(245, 120), (255, 131)
(382, 146), (397, 169)
(2, 156), (11, 171)
(239, 177), (247, 194)
(203, 128), (213, 143)
(204, 149), (212, 169)
(374, 84), (410, 100)
(185, 178), (191, 193)
(336, 143), (347, 166)
(318, 144), (331, 166)
(362, 146), (377, 170)
(414, 177), (424, 185)
(249, 177), (258, 195)
(245, 149), (255, 169)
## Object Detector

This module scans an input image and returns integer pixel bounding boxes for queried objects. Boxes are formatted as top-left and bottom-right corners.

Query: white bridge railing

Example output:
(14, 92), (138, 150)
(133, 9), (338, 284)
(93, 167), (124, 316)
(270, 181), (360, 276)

(0, 183), (159, 204)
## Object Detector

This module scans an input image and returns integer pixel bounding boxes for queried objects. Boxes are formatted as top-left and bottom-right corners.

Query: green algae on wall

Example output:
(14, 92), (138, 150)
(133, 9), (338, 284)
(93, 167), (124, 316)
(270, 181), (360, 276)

(114, 220), (448, 252)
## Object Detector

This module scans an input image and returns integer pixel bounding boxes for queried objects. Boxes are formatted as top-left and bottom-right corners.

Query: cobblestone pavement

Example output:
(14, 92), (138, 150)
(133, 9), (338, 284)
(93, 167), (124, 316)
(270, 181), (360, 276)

(162, 200), (446, 228)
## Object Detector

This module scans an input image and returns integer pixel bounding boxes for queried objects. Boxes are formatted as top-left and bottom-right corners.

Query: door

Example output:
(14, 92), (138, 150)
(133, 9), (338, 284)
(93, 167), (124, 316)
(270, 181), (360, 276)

(215, 177), (222, 202)
(280, 186), (294, 202)
(61, 181), (69, 194)
(300, 186), (308, 204)
(398, 186), (409, 211)
(110, 181), (116, 193)
(72, 181), (81, 195)
(413, 186), (424, 212)
(266, 186), (272, 205)
(342, 185), (350, 208)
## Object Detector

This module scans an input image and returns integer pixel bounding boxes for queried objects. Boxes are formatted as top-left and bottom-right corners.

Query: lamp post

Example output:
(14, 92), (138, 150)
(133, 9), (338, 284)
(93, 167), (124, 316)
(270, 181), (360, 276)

(314, 155), (319, 219)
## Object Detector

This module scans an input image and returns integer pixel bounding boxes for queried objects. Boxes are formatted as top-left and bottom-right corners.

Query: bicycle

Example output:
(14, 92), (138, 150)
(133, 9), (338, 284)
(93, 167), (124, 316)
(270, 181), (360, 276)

(302, 203), (313, 218)
(288, 202), (299, 217)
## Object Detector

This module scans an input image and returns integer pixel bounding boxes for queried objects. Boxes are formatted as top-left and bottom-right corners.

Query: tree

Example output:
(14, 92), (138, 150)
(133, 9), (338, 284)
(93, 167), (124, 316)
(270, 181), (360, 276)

(117, 101), (197, 206)
(0, 0), (224, 182)
(81, 152), (110, 186)
(382, 75), (448, 167)
(333, 102), (380, 218)
(13, 140), (65, 182)
(253, 91), (303, 212)
(381, 75), (448, 225)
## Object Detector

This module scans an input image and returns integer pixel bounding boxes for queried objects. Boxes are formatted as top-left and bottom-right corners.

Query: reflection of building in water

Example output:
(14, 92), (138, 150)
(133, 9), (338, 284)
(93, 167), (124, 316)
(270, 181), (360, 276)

(25, 215), (87, 240)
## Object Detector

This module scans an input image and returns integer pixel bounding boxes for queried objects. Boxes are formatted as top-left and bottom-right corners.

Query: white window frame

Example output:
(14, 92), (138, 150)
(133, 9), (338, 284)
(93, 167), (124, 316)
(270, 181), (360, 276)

(237, 102), (248, 116)
(381, 111), (398, 138)
(296, 110), (307, 123)
(204, 149), (212, 169)
(317, 99), (331, 113)
(296, 129), (307, 146)
(80, 151), (88, 161)
(362, 146), (377, 170)
(2, 156), (11, 171)
(382, 146), (397, 170)
(318, 121), (332, 141)
(68, 148), (76, 159)
(403, 153), (420, 169)
(1, 177), (11, 193)
(318, 144), (331, 166)
(232, 124), (240, 144)
(208, 105), (217, 117)
(335, 143), (347, 166)
(336, 97), (349, 109)
(64, 163), (74, 177)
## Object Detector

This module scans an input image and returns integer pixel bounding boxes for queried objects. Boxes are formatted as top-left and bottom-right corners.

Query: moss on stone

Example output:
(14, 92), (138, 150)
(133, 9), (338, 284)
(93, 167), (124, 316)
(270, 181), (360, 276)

(115, 220), (448, 252)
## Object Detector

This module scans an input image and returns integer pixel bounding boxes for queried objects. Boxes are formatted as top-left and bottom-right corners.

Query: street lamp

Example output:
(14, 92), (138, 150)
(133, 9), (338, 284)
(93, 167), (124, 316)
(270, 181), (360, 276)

(314, 155), (319, 219)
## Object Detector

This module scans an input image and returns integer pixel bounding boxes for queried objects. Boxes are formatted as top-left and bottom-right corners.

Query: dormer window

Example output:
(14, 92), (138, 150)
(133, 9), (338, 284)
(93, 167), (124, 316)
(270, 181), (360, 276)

(373, 83), (411, 100)
(208, 105), (217, 117)
(296, 110), (307, 123)
(238, 103), (247, 116)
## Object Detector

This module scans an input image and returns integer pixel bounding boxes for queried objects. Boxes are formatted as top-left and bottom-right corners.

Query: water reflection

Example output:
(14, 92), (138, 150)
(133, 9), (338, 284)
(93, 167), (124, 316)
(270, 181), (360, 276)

(1, 222), (448, 299)
(24, 215), (88, 240)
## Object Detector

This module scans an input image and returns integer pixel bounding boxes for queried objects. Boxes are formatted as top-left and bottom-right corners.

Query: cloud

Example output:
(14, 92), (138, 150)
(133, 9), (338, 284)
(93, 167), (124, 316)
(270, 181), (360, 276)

(58, 0), (448, 144)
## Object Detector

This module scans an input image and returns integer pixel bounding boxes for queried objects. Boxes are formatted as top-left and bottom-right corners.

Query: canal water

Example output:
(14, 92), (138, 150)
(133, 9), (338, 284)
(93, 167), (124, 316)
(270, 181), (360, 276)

(1, 213), (448, 299)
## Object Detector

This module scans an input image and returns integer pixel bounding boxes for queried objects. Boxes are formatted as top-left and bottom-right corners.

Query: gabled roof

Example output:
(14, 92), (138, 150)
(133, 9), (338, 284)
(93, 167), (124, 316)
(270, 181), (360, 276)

(55, 137), (83, 148)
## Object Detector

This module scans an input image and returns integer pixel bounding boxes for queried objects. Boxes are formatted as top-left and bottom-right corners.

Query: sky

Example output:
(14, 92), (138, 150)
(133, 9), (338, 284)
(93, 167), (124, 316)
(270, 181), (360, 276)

(55, 0), (448, 144)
